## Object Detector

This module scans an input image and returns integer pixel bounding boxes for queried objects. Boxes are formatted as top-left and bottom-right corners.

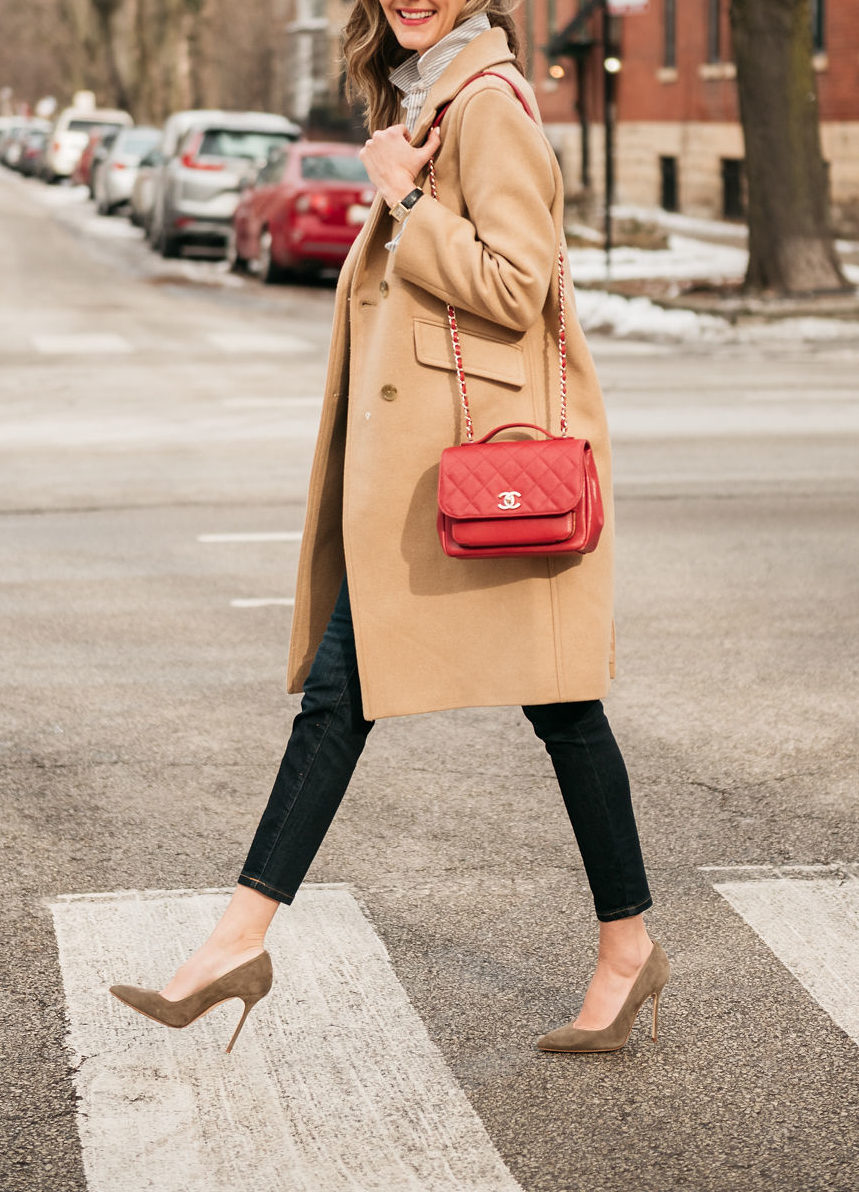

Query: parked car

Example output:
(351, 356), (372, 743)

(1, 119), (50, 169)
(0, 118), (30, 166)
(72, 127), (118, 194)
(93, 125), (161, 215)
(146, 109), (251, 248)
(17, 127), (50, 177)
(148, 110), (300, 258)
(129, 144), (165, 231)
(230, 142), (375, 282)
(42, 106), (132, 183)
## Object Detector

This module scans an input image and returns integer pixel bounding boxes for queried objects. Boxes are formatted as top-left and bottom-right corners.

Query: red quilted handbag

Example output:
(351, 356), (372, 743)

(430, 73), (604, 559)
(438, 422), (603, 558)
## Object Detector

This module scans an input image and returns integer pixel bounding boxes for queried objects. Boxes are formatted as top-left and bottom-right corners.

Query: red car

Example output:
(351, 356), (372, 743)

(230, 142), (375, 282)
(72, 127), (118, 195)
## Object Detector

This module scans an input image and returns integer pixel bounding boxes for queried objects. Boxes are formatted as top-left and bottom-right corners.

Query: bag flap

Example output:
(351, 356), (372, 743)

(438, 436), (587, 519)
(414, 319), (526, 388)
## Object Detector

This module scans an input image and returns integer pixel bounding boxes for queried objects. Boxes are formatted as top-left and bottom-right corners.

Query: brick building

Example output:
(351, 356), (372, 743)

(520, 0), (859, 224)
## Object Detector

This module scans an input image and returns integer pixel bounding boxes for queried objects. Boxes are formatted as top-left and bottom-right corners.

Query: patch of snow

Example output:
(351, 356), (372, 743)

(612, 204), (748, 242)
(569, 236), (747, 282)
(575, 287), (859, 346)
(595, 204), (858, 261)
(81, 215), (141, 239)
(29, 182), (91, 206)
(575, 288), (728, 343)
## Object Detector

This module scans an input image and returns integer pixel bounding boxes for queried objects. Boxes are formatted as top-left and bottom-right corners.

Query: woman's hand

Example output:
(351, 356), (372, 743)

(359, 124), (441, 207)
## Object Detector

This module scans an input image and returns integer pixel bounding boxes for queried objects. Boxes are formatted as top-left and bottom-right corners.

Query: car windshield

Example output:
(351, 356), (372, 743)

(68, 120), (123, 134)
(198, 129), (291, 161)
(300, 155), (369, 182)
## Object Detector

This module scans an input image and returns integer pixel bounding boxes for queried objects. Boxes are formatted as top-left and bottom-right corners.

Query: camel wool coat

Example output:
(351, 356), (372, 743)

(286, 27), (615, 720)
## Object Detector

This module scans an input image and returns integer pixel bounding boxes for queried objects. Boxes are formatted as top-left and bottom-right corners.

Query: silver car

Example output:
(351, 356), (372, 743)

(94, 126), (162, 215)
(129, 145), (165, 231)
(148, 110), (299, 258)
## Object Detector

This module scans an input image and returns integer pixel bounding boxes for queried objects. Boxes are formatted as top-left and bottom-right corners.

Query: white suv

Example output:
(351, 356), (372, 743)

(43, 107), (133, 182)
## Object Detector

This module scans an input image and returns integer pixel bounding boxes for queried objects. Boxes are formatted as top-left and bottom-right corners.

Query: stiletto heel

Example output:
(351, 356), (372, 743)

(651, 989), (660, 1041)
(110, 951), (273, 1053)
(226, 996), (262, 1054)
(537, 940), (669, 1054)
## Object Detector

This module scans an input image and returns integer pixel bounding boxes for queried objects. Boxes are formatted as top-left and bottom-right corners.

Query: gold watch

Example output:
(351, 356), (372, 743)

(388, 187), (424, 222)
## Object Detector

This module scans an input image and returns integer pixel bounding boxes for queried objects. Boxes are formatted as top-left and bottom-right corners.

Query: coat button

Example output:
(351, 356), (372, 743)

(379, 280), (389, 297)
(380, 384), (397, 401)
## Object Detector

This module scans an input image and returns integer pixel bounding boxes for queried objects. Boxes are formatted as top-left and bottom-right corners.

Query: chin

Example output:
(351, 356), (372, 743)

(388, 8), (448, 52)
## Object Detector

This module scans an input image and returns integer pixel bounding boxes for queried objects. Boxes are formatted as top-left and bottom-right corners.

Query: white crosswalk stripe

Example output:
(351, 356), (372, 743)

(707, 864), (859, 1046)
(50, 886), (523, 1192)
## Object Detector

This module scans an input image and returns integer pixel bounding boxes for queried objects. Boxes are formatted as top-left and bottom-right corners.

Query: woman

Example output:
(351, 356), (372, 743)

(110, 0), (669, 1056)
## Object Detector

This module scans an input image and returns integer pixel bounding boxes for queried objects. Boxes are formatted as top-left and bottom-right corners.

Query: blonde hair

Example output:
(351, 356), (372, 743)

(343, 0), (522, 133)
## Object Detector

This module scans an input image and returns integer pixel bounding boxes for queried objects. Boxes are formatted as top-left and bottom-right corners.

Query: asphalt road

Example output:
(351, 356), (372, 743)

(1, 168), (858, 1192)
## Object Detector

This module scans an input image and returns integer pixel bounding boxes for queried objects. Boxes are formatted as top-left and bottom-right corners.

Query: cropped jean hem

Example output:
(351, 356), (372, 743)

(596, 894), (653, 923)
(237, 872), (295, 906)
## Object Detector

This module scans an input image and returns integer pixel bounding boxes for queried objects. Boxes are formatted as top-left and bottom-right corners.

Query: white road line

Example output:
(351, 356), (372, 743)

(711, 867), (859, 1046)
(50, 886), (523, 1192)
(31, 333), (133, 354)
(198, 532), (302, 543)
(207, 332), (310, 354)
(230, 597), (295, 608)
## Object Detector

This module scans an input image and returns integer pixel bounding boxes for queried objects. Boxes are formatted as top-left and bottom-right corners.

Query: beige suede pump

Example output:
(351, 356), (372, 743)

(110, 950), (273, 1053)
(537, 940), (669, 1054)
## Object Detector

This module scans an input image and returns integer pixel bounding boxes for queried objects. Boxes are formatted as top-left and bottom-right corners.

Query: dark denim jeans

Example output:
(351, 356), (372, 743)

(239, 578), (652, 922)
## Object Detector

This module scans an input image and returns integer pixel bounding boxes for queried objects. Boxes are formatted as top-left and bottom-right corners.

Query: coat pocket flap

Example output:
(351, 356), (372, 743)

(413, 319), (526, 388)
(438, 437), (587, 519)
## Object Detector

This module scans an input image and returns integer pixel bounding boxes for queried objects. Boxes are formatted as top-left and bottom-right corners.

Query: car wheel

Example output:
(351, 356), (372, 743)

(226, 228), (247, 273)
(160, 232), (182, 259)
(257, 229), (284, 284)
(96, 198), (110, 216)
(155, 222), (182, 259)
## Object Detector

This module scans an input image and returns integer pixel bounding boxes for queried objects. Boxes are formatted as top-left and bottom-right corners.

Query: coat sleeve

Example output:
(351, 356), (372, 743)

(391, 86), (558, 333)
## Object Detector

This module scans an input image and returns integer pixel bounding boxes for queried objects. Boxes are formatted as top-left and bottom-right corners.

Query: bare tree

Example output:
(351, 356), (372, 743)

(730, 0), (849, 294)
(89, 0), (133, 108)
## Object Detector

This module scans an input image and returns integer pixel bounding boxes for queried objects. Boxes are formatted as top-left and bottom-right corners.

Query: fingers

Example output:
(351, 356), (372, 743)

(411, 126), (441, 168)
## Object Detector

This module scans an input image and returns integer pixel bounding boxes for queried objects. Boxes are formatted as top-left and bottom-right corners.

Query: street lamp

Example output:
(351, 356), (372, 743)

(601, 2), (621, 277)
(545, 0), (621, 277)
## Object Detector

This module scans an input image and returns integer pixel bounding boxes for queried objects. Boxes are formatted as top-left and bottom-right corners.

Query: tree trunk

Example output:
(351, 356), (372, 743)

(89, 0), (133, 109)
(730, 0), (848, 294)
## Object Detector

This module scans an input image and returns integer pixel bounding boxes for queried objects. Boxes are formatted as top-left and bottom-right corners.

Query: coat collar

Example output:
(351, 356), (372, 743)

(409, 27), (517, 148)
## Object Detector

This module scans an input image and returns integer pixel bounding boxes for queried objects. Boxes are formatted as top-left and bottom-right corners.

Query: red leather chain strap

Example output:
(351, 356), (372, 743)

(425, 72), (568, 442)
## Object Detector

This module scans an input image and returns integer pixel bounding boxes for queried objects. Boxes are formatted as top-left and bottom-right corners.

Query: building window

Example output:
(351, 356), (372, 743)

(811, 0), (825, 52)
(660, 156), (678, 212)
(721, 159), (746, 220)
(663, 0), (677, 69)
(707, 0), (722, 63)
